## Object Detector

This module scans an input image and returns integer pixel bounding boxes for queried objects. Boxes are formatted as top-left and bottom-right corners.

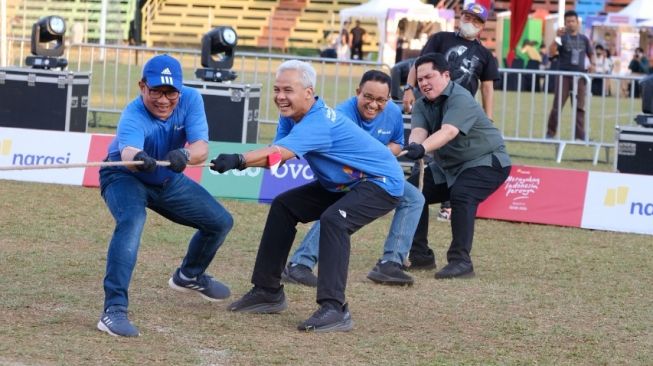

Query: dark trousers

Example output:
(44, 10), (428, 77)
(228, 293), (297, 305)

(351, 42), (363, 60)
(547, 75), (587, 139)
(251, 180), (399, 304)
(409, 159), (510, 265)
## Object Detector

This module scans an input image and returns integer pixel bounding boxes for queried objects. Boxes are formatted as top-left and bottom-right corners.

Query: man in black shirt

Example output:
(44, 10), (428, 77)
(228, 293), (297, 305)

(546, 10), (594, 140)
(350, 20), (367, 61)
(402, 2), (498, 119)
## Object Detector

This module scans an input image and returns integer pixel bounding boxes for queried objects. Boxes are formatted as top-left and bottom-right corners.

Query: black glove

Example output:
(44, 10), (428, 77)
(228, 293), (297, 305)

(403, 143), (425, 160)
(165, 148), (189, 173)
(210, 153), (246, 173)
(133, 151), (157, 173)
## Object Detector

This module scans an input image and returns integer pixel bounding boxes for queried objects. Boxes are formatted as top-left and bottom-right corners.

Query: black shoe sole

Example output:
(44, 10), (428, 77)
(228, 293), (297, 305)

(434, 271), (475, 279)
(298, 318), (353, 333)
(228, 299), (288, 314)
(405, 263), (436, 271)
(366, 271), (414, 286)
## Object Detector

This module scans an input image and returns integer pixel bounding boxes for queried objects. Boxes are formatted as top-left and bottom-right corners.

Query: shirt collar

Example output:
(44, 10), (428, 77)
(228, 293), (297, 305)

(424, 81), (455, 105)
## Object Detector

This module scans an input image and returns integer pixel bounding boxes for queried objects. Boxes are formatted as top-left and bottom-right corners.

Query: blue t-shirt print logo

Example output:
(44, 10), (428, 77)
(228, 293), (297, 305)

(325, 107), (336, 122)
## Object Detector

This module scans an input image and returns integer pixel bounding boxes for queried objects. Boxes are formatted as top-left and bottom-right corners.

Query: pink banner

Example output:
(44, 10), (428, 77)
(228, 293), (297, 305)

(477, 165), (588, 227)
(82, 134), (203, 187)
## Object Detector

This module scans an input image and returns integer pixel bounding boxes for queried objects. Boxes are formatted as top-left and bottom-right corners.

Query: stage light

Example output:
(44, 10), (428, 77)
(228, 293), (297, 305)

(195, 26), (238, 82)
(25, 15), (68, 70)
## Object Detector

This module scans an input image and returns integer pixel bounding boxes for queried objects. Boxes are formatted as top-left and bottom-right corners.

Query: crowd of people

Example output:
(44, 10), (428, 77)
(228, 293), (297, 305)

(321, 19), (369, 61)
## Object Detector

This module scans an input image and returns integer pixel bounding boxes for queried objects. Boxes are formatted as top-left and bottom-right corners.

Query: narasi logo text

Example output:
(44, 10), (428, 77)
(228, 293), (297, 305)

(12, 151), (71, 166)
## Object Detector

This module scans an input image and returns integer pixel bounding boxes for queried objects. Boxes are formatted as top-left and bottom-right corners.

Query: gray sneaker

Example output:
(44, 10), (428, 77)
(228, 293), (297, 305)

(298, 302), (353, 333)
(367, 260), (414, 286)
(228, 286), (288, 314)
(281, 263), (317, 287)
(168, 268), (230, 302)
(97, 305), (140, 337)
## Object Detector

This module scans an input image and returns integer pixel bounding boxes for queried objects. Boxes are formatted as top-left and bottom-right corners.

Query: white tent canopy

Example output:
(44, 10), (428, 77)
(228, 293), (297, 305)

(617, 0), (653, 19)
(339, 0), (446, 65)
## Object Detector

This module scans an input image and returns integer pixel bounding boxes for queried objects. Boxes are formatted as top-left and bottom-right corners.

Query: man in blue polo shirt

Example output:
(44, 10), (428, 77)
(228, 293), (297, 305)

(97, 54), (234, 337)
(211, 60), (404, 332)
(282, 69), (424, 287)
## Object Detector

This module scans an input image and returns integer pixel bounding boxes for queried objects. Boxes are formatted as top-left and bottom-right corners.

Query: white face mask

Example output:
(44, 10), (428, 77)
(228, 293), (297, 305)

(459, 22), (481, 39)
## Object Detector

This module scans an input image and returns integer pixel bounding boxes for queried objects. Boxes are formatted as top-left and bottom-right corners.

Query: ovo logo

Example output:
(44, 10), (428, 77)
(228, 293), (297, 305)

(0, 139), (12, 156)
(604, 186), (629, 207)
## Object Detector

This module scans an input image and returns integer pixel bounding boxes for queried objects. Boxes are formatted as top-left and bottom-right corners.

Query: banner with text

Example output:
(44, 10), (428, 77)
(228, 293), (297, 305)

(0, 127), (91, 185)
(200, 141), (315, 203)
(581, 171), (653, 235)
(477, 165), (588, 227)
(2, 128), (652, 236)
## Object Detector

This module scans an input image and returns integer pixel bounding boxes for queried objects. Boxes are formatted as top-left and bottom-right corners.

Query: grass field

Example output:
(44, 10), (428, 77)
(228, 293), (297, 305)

(1, 177), (652, 365)
(0, 132), (651, 364)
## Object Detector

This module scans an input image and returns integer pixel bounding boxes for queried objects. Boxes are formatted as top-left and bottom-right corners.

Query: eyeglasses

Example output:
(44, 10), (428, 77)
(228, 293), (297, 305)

(361, 93), (388, 105)
(145, 84), (180, 100)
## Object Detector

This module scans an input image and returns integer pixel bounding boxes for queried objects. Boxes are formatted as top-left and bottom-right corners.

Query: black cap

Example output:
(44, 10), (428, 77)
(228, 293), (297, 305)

(414, 52), (450, 73)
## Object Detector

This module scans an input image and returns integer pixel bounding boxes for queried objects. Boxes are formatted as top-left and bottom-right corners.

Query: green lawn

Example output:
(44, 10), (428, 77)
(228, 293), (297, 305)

(0, 179), (651, 365)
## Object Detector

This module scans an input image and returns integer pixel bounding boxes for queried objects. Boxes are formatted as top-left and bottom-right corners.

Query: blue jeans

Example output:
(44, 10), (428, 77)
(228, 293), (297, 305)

(99, 167), (233, 311)
(290, 182), (424, 268)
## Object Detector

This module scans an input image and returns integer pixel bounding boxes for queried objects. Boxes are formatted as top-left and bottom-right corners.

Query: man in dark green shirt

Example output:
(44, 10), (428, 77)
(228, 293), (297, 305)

(402, 52), (511, 279)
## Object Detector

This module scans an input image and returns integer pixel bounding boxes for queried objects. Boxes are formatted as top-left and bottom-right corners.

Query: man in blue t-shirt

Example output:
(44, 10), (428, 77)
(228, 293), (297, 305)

(281, 70), (424, 287)
(97, 55), (234, 337)
(211, 60), (404, 333)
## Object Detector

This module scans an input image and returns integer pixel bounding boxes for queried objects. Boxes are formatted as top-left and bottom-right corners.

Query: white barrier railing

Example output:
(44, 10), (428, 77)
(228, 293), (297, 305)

(6, 39), (649, 165)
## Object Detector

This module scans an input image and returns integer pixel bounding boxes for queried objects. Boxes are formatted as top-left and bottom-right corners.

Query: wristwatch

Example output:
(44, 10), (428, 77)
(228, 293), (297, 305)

(403, 84), (414, 92)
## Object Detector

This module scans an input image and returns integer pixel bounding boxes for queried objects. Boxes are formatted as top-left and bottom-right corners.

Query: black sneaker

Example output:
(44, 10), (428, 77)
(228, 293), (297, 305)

(406, 249), (436, 271)
(297, 302), (353, 333)
(367, 260), (414, 286)
(227, 286), (288, 313)
(281, 263), (318, 287)
(168, 268), (230, 302)
(434, 261), (475, 279)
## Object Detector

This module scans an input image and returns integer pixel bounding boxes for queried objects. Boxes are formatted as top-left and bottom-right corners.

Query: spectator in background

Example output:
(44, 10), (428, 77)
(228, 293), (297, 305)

(628, 47), (649, 74)
(402, 2), (498, 119)
(350, 20), (367, 60)
(521, 39), (543, 91)
(521, 39), (542, 63)
(624, 47), (649, 97)
(592, 44), (613, 96)
(546, 10), (594, 141)
(319, 31), (338, 59)
(337, 20), (351, 61)
(540, 44), (549, 69)
(538, 43), (550, 92)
